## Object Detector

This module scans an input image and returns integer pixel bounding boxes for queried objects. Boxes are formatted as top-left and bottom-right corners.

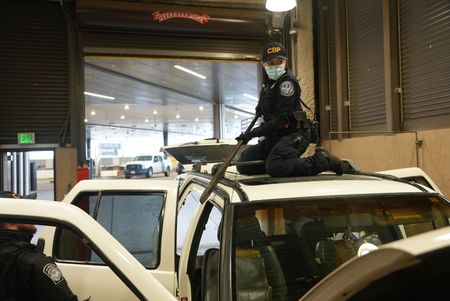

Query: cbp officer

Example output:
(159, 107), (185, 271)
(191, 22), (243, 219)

(236, 41), (345, 177)
(0, 191), (82, 301)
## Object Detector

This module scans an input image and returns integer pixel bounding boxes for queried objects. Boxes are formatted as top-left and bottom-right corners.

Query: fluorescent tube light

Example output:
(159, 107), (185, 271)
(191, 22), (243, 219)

(174, 65), (207, 80)
(266, 0), (296, 12)
(84, 91), (115, 100)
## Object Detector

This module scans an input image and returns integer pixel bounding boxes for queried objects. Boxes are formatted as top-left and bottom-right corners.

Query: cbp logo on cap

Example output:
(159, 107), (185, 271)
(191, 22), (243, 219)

(267, 47), (282, 55)
(262, 42), (287, 61)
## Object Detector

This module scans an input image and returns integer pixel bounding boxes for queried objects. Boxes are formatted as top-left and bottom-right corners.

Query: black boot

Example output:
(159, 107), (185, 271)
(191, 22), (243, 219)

(315, 147), (345, 175)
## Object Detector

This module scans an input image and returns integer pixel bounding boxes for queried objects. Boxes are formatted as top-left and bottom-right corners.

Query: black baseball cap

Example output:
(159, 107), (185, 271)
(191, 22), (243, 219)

(262, 42), (287, 62)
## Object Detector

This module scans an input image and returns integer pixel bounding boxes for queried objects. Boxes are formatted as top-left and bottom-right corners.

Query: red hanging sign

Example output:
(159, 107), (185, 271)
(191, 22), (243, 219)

(152, 11), (210, 24)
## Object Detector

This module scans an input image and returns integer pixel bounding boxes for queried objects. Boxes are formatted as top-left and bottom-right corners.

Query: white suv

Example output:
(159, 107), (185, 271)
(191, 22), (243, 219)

(4, 139), (448, 301)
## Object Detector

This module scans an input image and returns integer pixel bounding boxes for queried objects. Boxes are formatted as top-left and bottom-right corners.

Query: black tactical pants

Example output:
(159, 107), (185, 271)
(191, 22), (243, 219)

(237, 129), (329, 177)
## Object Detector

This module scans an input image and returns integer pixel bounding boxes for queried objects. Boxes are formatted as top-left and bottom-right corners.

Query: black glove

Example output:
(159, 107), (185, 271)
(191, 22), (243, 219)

(235, 131), (253, 144)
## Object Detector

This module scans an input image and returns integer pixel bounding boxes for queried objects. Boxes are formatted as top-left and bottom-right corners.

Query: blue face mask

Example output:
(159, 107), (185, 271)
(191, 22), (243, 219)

(264, 63), (286, 80)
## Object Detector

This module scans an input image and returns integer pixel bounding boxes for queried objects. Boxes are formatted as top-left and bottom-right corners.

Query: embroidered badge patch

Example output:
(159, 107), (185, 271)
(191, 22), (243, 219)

(43, 263), (64, 285)
(280, 81), (294, 97)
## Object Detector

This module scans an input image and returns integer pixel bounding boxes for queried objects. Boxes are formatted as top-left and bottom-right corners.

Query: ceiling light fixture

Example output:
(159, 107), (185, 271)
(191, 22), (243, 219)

(84, 118), (88, 123)
(266, 0), (297, 12)
(120, 115), (125, 120)
(243, 93), (259, 101)
(124, 104), (130, 110)
(145, 118), (149, 123)
(153, 110), (158, 115)
(199, 105), (204, 111)
(174, 65), (207, 80)
(195, 117), (199, 122)
(90, 111), (96, 116)
(176, 113), (181, 119)
(84, 91), (115, 100)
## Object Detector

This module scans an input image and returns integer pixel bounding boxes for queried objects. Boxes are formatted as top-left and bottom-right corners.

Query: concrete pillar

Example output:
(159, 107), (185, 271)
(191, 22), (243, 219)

(55, 147), (77, 201)
(23, 152), (30, 196)
(295, 0), (315, 117)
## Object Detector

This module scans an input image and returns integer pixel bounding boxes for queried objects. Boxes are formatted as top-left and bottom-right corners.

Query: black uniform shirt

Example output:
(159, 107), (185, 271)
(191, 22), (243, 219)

(0, 230), (78, 301)
(252, 70), (302, 138)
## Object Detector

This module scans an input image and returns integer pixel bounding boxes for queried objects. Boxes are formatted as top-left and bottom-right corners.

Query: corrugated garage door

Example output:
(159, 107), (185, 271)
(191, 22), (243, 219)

(81, 32), (264, 60)
(327, 0), (338, 132)
(0, 0), (69, 145)
(76, 1), (267, 60)
(399, 0), (450, 125)
(346, 0), (386, 130)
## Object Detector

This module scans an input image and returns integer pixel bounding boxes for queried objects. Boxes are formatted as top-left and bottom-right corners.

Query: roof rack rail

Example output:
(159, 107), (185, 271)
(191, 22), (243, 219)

(344, 170), (429, 192)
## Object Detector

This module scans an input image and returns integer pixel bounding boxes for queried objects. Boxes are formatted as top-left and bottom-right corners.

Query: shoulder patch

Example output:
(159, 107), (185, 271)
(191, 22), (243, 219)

(279, 81), (295, 97)
(43, 263), (64, 285)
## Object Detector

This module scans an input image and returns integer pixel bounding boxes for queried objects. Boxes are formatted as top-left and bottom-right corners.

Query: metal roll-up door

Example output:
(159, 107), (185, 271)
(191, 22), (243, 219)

(0, 0), (69, 145)
(77, 0), (267, 60)
(82, 32), (264, 60)
(399, 0), (450, 127)
(346, 0), (385, 130)
(327, 0), (338, 132)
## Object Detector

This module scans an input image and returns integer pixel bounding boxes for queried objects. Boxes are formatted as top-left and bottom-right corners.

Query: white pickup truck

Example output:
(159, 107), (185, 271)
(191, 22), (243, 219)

(2, 140), (449, 301)
(123, 153), (172, 178)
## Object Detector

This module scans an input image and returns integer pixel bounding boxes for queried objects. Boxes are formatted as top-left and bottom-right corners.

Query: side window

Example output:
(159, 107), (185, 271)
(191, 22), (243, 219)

(56, 192), (164, 268)
(186, 202), (223, 301)
(197, 205), (222, 255)
(177, 191), (201, 255)
(154, 156), (160, 162)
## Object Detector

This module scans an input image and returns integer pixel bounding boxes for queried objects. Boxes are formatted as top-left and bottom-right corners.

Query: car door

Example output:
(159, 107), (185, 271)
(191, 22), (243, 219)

(176, 183), (224, 301)
(0, 198), (177, 301)
(40, 188), (178, 300)
(153, 155), (164, 173)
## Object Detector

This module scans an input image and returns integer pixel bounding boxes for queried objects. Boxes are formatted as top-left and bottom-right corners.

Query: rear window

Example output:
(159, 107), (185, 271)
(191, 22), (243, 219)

(231, 194), (450, 301)
(134, 155), (152, 161)
(55, 191), (164, 268)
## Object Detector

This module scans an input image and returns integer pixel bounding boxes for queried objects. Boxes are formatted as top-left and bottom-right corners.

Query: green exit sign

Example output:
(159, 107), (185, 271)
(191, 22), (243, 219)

(17, 132), (35, 144)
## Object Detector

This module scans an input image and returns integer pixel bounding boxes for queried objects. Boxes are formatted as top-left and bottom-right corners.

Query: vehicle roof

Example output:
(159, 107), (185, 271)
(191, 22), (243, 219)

(66, 170), (436, 206)
(183, 171), (434, 202)
(62, 179), (178, 203)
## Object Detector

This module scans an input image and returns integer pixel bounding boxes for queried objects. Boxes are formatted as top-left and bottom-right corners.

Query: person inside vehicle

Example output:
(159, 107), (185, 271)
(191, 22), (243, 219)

(236, 41), (346, 177)
(0, 191), (82, 301)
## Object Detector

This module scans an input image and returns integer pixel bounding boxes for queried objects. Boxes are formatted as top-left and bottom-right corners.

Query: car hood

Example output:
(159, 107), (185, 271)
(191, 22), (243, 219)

(300, 226), (450, 301)
(165, 138), (249, 164)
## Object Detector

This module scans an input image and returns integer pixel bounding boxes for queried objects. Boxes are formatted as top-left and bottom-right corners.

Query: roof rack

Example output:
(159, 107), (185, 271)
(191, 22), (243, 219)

(344, 170), (429, 192)
(195, 158), (429, 192)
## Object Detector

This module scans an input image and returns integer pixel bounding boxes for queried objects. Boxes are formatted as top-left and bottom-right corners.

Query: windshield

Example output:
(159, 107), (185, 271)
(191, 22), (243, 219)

(134, 155), (152, 161)
(232, 194), (450, 301)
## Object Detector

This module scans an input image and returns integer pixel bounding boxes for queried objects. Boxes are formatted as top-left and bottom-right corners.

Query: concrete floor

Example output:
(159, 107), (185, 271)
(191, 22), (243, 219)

(36, 178), (55, 201)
